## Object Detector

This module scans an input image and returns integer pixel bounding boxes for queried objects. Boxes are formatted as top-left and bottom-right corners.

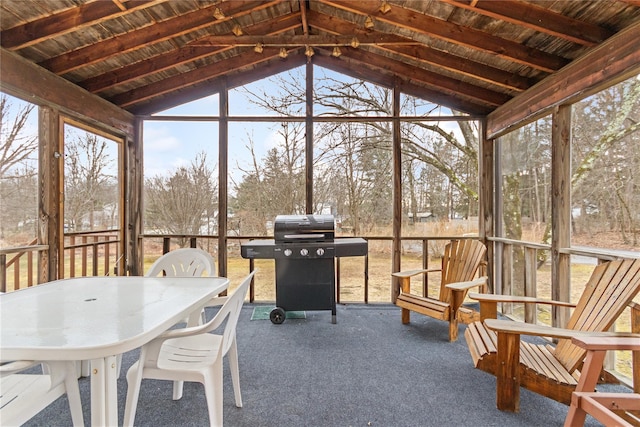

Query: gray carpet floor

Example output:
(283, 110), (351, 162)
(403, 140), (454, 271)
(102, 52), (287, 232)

(23, 303), (621, 426)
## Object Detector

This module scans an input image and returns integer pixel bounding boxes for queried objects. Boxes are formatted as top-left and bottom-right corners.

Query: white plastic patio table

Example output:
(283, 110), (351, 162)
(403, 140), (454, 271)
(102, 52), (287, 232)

(0, 275), (229, 426)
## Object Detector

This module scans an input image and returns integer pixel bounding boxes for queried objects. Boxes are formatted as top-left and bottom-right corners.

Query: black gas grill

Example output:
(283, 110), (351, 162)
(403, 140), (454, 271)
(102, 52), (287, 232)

(241, 214), (367, 324)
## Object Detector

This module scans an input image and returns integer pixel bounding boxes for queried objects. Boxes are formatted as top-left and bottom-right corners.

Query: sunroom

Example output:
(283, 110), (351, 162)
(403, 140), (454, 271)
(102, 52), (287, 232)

(1, 1), (640, 426)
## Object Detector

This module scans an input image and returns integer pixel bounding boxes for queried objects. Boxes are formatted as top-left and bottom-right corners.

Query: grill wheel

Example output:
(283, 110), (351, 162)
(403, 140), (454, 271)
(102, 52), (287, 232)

(269, 307), (286, 324)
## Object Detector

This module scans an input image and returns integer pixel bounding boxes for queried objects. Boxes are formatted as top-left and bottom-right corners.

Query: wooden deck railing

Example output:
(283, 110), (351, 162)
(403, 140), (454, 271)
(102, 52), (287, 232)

(3, 233), (638, 306)
(3, 233), (639, 381)
(0, 231), (121, 292)
(63, 231), (121, 278)
(0, 241), (47, 292)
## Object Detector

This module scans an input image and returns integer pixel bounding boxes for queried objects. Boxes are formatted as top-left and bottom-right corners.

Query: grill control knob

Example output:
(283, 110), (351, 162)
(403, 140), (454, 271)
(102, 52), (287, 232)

(300, 248), (309, 256)
(284, 249), (292, 257)
(316, 248), (325, 256)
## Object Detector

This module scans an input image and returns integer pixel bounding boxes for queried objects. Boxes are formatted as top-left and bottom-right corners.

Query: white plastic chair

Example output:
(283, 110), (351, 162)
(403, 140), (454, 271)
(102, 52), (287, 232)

(146, 247), (216, 278)
(123, 271), (255, 427)
(146, 247), (218, 326)
(0, 360), (84, 426)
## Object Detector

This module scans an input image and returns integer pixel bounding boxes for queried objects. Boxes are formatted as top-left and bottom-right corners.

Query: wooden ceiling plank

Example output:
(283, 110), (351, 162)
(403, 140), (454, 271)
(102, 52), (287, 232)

(334, 47), (511, 107)
(110, 46), (304, 108)
(0, 0), (165, 51)
(81, 14), (302, 93)
(441, 0), (612, 46)
(307, 10), (531, 92)
(38, 0), (280, 75)
(322, 0), (568, 72)
(487, 21), (640, 138)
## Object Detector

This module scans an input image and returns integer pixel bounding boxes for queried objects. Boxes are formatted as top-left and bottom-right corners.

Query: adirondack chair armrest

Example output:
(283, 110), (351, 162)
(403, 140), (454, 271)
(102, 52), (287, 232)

(392, 268), (441, 279)
(468, 293), (577, 307)
(484, 319), (639, 340)
(392, 268), (441, 293)
(571, 335), (640, 352)
(446, 276), (488, 291)
(468, 293), (577, 320)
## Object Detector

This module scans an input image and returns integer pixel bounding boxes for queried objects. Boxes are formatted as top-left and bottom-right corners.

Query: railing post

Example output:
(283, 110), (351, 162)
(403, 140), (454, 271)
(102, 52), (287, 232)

(104, 237), (110, 275)
(0, 254), (6, 292)
(524, 247), (537, 323)
(336, 258), (341, 304)
(92, 236), (99, 276)
(69, 235), (76, 278)
(422, 239), (429, 297)
(364, 252), (369, 304)
(502, 243), (513, 315)
(81, 235), (88, 276)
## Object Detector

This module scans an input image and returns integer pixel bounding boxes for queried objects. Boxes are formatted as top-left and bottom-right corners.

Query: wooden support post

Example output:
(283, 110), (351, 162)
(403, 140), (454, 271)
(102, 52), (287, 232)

(496, 332), (520, 412)
(218, 83), (228, 278)
(551, 105), (572, 328)
(39, 107), (61, 282)
(479, 119), (494, 292)
(391, 83), (402, 303)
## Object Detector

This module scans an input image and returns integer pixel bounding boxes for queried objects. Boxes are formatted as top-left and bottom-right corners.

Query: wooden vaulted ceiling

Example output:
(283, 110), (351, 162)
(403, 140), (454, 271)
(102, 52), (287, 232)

(1, 0), (640, 117)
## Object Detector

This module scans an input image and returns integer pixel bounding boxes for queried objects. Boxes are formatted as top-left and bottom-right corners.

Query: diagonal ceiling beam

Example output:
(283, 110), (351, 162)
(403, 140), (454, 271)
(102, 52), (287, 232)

(321, 0), (568, 72)
(131, 55), (309, 115)
(440, 0), (612, 46)
(80, 14), (303, 93)
(1, 0), (167, 50)
(313, 52), (491, 115)
(110, 46), (306, 108)
(307, 10), (531, 92)
(330, 47), (511, 108)
(38, 0), (282, 75)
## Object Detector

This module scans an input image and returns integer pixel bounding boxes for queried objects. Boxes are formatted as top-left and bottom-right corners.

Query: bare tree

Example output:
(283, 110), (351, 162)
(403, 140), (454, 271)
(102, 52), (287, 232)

(232, 124), (306, 235)
(0, 94), (36, 177)
(0, 94), (37, 240)
(64, 132), (116, 231)
(237, 70), (481, 233)
(145, 152), (218, 246)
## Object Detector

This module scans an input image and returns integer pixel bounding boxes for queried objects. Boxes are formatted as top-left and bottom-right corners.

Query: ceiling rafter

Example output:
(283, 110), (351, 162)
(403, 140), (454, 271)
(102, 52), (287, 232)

(321, 0), (569, 72)
(439, 0), (612, 46)
(111, 0), (128, 13)
(38, 0), (278, 75)
(81, 14), (303, 94)
(0, 0), (166, 51)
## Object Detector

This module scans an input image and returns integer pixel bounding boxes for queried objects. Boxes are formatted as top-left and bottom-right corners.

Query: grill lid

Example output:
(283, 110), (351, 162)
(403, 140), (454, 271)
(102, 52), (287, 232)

(274, 214), (335, 243)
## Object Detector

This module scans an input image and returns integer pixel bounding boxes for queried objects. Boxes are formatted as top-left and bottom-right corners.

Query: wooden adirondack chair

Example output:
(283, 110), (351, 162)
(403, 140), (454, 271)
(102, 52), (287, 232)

(564, 335), (640, 427)
(393, 239), (487, 342)
(464, 258), (640, 412)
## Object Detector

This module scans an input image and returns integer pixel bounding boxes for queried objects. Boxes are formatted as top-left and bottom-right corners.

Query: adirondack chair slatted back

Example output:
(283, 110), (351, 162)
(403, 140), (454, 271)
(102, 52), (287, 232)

(555, 258), (640, 373)
(438, 239), (487, 304)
